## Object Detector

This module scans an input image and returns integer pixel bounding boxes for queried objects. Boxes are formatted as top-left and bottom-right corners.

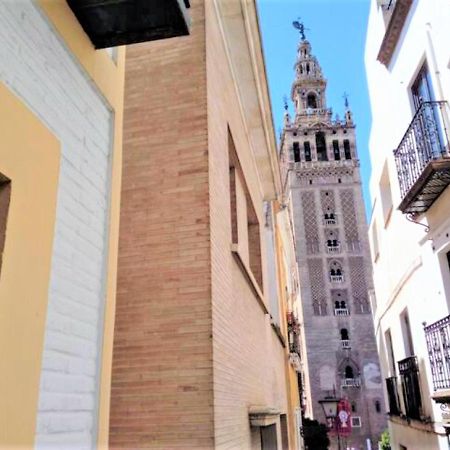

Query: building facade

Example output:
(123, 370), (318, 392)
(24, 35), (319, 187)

(0, 1), (190, 449)
(365, 0), (450, 449)
(280, 35), (386, 449)
(110, 0), (304, 449)
(0, 2), (125, 448)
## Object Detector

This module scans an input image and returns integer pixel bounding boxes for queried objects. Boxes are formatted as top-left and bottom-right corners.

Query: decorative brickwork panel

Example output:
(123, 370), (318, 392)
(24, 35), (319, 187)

(349, 256), (370, 314)
(340, 189), (360, 247)
(320, 190), (336, 215)
(307, 258), (327, 315)
(301, 191), (319, 254)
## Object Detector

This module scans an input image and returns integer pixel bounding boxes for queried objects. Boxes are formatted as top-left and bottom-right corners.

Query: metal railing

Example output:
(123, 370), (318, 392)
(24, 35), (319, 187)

(385, 376), (401, 415)
(393, 101), (450, 199)
(341, 377), (361, 388)
(324, 218), (337, 226)
(398, 356), (422, 420)
(330, 274), (344, 283)
(341, 340), (350, 349)
(334, 308), (349, 316)
(327, 244), (340, 254)
(424, 315), (450, 390)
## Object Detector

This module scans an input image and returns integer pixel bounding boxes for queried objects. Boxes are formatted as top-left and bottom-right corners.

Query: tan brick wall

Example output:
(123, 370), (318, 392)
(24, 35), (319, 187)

(111, 1), (292, 448)
(109, 1), (214, 448)
(205, 1), (289, 449)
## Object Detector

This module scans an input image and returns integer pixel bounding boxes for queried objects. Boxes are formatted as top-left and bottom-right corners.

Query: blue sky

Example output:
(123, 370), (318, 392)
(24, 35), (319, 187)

(257, 0), (372, 215)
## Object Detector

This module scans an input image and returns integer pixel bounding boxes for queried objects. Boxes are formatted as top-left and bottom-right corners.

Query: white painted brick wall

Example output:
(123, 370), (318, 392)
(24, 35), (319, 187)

(0, 2), (113, 449)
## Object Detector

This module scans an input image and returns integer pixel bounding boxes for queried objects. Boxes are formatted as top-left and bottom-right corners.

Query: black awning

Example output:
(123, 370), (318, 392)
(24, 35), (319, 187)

(67, 0), (190, 49)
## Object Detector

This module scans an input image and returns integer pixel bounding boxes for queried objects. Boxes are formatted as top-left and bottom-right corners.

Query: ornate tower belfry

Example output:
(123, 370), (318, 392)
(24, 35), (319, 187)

(291, 39), (329, 120)
(281, 27), (386, 450)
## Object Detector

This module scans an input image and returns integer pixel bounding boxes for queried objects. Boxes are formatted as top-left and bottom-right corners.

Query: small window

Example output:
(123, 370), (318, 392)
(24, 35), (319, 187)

(411, 62), (435, 110)
(332, 140), (340, 160)
(228, 129), (262, 290)
(345, 366), (354, 378)
(340, 328), (349, 341)
(304, 141), (312, 161)
(344, 140), (351, 159)
(351, 417), (361, 428)
(375, 400), (381, 413)
(293, 142), (300, 162)
(351, 402), (356, 413)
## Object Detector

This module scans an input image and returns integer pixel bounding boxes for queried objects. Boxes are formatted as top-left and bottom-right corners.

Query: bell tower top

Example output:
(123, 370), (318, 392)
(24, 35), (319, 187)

(290, 31), (328, 119)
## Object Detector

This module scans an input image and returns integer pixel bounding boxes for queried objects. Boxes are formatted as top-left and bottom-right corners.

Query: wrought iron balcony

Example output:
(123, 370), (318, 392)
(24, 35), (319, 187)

(386, 376), (401, 415)
(334, 308), (349, 316)
(424, 315), (450, 401)
(324, 218), (337, 226)
(394, 101), (450, 214)
(67, 0), (191, 49)
(326, 243), (340, 254)
(398, 356), (422, 420)
(330, 274), (344, 283)
(341, 377), (361, 388)
(341, 339), (351, 349)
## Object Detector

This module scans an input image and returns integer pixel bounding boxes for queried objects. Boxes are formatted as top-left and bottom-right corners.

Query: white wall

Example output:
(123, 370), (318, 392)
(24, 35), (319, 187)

(365, 0), (450, 448)
(0, 2), (113, 449)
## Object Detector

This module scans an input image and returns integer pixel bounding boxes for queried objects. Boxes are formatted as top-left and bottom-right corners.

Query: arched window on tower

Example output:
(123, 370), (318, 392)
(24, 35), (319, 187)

(329, 261), (344, 282)
(333, 140), (340, 160)
(345, 365), (354, 379)
(307, 93), (317, 109)
(293, 142), (300, 162)
(315, 132), (328, 161)
(304, 141), (312, 162)
(344, 139), (352, 159)
(340, 328), (349, 341)
(341, 328), (350, 349)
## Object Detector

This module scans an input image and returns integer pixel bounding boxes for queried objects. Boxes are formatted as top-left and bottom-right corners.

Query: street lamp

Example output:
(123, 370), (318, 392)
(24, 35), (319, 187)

(318, 395), (342, 450)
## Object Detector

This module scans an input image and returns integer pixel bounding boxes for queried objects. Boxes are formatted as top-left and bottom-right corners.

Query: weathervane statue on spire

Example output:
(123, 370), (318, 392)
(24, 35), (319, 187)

(292, 18), (308, 41)
(343, 92), (349, 109)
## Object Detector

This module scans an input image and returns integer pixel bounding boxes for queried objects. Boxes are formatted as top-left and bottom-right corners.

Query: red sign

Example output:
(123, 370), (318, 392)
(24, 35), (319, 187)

(330, 399), (352, 437)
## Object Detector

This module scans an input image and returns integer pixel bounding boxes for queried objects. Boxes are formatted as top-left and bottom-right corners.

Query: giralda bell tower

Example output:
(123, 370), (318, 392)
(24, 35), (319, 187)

(279, 25), (386, 449)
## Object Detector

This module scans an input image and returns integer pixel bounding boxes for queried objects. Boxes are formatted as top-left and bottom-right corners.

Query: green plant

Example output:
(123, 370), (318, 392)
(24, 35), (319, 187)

(380, 429), (391, 450)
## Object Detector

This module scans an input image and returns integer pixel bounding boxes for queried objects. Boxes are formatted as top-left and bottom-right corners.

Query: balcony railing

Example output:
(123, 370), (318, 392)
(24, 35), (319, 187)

(341, 340), (351, 349)
(324, 218), (337, 226)
(424, 315), (450, 393)
(385, 376), (401, 415)
(394, 101), (450, 214)
(334, 308), (349, 316)
(327, 244), (340, 254)
(398, 356), (422, 420)
(341, 377), (361, 388)
(330, 274), (344, 283)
